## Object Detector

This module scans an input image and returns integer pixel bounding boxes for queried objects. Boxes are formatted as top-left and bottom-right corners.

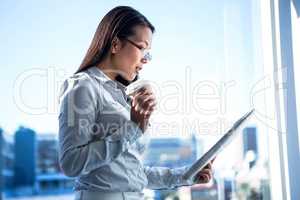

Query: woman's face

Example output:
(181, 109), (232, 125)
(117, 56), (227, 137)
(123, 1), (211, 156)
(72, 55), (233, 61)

(112, 25), (153, 81)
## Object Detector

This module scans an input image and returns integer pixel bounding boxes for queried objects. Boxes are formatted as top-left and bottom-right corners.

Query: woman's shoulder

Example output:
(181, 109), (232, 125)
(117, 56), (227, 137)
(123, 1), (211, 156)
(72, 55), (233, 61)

(58, 71), (99, 104)
(65, 69), (103, 88)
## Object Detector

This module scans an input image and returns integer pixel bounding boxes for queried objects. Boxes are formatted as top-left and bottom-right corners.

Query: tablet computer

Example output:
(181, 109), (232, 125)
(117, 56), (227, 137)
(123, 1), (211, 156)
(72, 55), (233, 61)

(182, 109), (255, 181)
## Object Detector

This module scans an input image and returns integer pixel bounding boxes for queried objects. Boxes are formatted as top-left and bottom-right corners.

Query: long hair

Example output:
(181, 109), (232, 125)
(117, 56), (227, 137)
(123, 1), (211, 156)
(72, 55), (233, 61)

(76, 6), (155, 74)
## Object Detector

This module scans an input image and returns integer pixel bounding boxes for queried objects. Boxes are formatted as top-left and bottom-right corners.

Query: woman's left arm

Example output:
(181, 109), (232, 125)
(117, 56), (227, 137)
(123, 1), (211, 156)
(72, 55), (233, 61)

(143, 161), (213, 190)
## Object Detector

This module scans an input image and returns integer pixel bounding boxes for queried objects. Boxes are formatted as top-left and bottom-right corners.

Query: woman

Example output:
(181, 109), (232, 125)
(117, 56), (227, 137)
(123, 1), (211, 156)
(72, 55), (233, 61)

(58, 6), (213, 200)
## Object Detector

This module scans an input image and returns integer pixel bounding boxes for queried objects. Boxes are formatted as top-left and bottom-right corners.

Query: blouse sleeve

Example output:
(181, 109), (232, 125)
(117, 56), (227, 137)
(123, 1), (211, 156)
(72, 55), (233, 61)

(143, 165), (194, 189)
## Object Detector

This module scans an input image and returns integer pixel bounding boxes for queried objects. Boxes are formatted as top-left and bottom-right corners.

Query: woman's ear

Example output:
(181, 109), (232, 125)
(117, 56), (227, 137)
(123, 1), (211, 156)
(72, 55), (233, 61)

(111, 37), (122, 54)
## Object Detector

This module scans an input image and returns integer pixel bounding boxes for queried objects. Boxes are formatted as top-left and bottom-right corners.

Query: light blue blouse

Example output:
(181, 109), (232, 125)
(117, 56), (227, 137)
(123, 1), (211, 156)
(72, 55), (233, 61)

(58, 66), (193, 192)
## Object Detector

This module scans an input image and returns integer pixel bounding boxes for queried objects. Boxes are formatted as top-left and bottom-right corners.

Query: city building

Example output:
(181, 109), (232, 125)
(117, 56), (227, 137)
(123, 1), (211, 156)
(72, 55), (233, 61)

(0, 128), (15, 197)
(0, 127), (74, 197)
(242, 127), (258, 168)
(35, 134), (74, 195)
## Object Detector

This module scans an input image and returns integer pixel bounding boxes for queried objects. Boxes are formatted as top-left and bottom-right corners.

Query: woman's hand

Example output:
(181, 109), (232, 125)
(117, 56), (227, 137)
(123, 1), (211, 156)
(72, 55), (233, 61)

(193, 159), (215, 184)
(130, 85), (156, 132)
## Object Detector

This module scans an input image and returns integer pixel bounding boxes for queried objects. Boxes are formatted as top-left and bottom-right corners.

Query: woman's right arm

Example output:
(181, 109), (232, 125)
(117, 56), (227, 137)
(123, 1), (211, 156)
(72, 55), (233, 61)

(58, 76), (143, 177)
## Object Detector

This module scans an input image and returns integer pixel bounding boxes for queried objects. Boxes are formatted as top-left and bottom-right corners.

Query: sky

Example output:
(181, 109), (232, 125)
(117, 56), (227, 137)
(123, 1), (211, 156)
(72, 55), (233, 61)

(0, 0), (260, 136)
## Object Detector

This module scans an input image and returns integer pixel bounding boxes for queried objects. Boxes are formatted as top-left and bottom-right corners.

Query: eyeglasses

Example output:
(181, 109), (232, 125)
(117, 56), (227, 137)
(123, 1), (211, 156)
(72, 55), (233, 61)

(124, 38), (152, 62)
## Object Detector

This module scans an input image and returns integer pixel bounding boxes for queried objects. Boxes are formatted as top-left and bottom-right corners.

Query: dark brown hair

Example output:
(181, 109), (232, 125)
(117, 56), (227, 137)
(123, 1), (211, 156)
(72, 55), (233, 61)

(76, 6), (155, 73)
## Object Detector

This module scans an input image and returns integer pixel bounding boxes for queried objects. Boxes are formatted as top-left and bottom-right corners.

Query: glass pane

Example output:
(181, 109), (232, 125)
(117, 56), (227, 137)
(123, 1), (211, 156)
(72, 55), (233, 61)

(291, 0), (300, 149)
(141, 0), (274, 199)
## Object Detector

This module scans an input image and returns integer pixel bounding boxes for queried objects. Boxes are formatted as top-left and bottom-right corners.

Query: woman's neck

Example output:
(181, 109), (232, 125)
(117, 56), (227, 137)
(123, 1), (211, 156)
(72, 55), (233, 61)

(96, 58), (117, 80)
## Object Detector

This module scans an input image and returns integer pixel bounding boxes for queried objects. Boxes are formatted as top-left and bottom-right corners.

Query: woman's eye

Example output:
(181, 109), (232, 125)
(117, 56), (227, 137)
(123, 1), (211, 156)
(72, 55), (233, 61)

(137, 44), (146, 49)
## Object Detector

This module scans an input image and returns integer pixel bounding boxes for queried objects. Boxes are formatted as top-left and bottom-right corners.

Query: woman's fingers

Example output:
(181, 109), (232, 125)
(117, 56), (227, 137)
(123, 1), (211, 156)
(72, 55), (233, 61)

(195, 168), (213, 184)
(142, 98), (156, 114)
(135, 92), (155, 105)
(201, 174), (210, 183)
(194, 159), (216, 184)
(211, 157), (216, 164)
(204, 162), (212, 170)
(201, 168), (212, 177)
(133, 98), (156, 114)
(196, 174), (209, 183)
(133, 92), (156, 116)
(130, 86), (156, 132)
